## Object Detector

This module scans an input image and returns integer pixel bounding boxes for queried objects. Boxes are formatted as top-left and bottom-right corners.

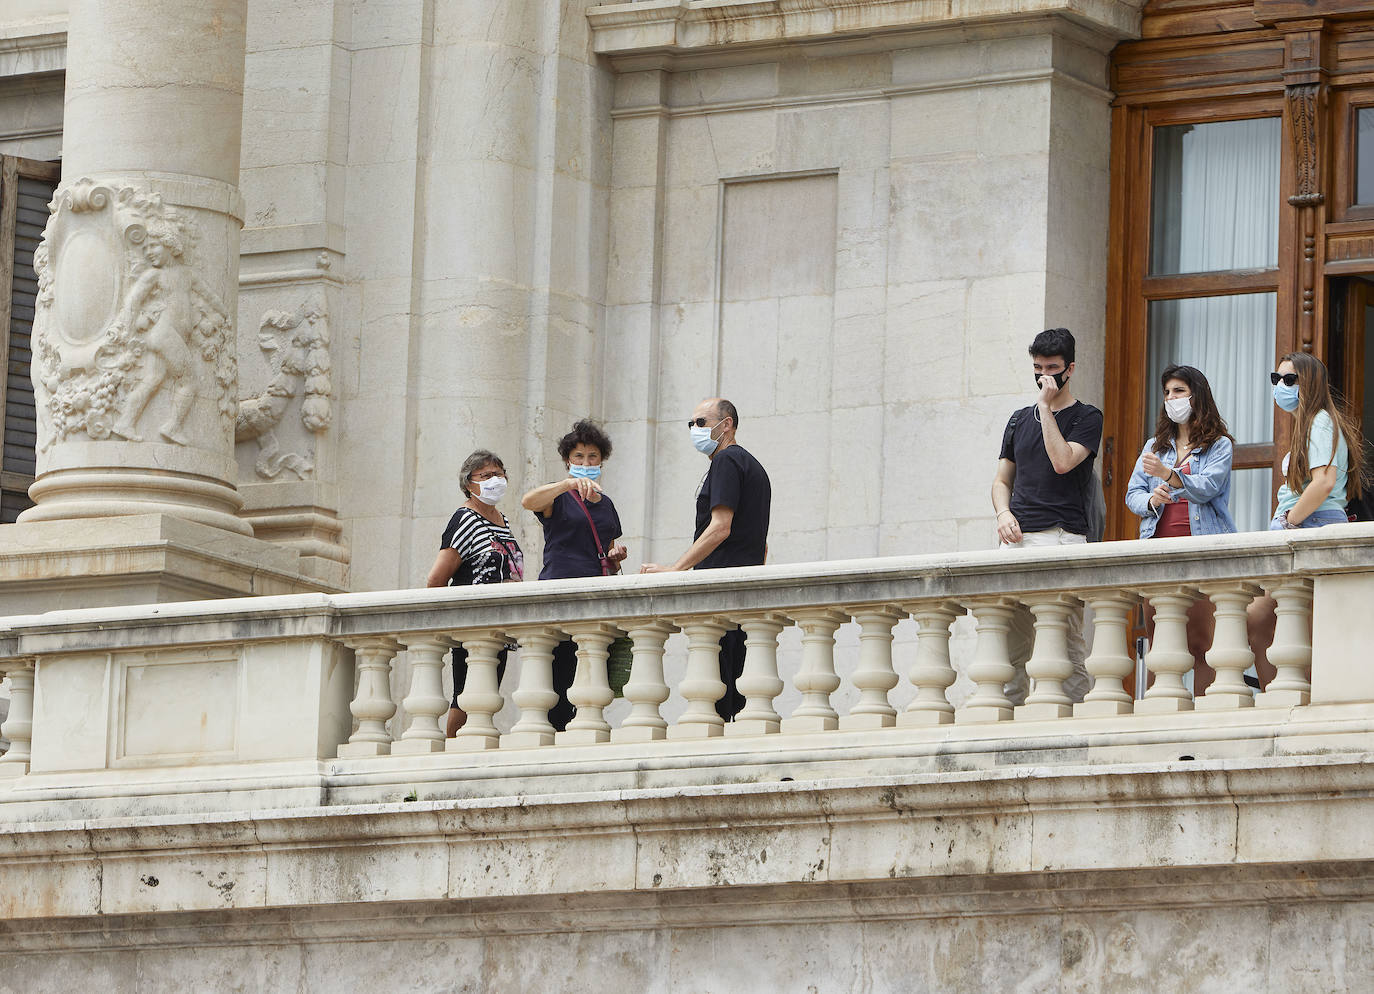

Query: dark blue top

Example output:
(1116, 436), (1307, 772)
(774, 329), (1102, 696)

(536, 490), (623, 580)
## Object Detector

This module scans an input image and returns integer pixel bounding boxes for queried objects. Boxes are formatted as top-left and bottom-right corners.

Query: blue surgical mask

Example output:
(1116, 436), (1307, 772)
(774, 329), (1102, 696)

(569, 464), (601, 480)
(690, 424), (719, 456)
(1273, 381), (1299, 412)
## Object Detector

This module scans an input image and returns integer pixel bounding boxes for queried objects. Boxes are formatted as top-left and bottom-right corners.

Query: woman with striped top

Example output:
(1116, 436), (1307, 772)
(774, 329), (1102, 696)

(426, 449), (524, 732)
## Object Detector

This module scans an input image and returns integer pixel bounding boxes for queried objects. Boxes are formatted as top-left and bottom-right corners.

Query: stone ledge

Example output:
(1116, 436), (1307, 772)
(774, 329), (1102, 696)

(0, 514), (339, 616)
(7, 525), (1373, 653)
(1, 861), (1371, 952)
(587, 0), (1147, 61)
(0, 756), (1372, 920)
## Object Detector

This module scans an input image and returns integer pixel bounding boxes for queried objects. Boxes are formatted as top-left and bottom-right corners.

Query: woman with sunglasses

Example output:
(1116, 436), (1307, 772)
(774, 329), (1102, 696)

(521, 420), (627, 730)
(425, 449), (524, 733)
(1249, 353), (1365, 686)
(1125, 364), (1236, 692)
(1266, 354), (1363, 531)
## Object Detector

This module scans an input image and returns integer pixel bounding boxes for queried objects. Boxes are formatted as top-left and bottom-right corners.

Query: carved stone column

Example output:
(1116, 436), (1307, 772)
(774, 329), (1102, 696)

(21, 0), (251, 533)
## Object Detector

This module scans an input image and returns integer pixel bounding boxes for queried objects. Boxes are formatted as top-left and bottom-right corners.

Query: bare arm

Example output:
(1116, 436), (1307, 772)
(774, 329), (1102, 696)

(991, 458), (1022, 544)
(642, 505), (734, 573)
(1038, 403), (1091, 475)
(522, 477), (602, 514)
(426, 547), (461, 587)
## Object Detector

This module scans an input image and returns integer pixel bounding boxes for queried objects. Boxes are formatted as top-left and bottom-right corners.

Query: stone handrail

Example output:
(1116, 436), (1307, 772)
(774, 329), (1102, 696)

(2, 525), (1373, 788)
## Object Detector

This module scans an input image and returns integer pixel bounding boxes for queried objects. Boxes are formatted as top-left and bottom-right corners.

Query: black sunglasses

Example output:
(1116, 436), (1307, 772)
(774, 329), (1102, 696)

(688, 417), (725, 428)
(1270, 372), (1298, 386)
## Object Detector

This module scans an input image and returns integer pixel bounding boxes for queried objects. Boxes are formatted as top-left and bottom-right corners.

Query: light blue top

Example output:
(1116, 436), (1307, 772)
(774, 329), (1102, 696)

(1276, 410), (1348, 515)
(1125, 435), (1238, 539)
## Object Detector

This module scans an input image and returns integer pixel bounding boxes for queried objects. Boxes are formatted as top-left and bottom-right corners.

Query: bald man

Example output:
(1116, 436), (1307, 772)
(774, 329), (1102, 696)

(641, 397), (771, 718)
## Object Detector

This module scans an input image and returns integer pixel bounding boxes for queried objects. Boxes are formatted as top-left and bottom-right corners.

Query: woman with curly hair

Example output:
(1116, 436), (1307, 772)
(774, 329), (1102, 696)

(521, 420), (628, 729)
(1126, 364), (1237, 693)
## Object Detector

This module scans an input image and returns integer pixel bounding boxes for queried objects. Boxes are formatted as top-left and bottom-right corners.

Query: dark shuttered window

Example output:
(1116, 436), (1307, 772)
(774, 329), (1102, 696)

(0, 156), (59, 524)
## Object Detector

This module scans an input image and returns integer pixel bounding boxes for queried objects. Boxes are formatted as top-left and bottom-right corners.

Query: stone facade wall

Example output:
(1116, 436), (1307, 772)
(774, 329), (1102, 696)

(0, 4), (1123, 593)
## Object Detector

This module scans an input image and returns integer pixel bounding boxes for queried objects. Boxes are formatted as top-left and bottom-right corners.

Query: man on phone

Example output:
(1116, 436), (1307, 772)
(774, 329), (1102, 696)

(990, 327), (1102, 703)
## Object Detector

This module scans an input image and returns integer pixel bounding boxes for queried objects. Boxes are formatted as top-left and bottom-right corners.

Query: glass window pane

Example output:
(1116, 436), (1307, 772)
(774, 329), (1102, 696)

(1358, 108), (1374, 205)
(1146, 293), (1276, 447)
(1229, 467), (1273, 533)
(1150, 118), (1281, 275)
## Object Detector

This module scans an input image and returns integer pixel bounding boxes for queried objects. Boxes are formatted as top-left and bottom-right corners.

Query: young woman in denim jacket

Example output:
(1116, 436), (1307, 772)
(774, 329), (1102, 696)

(1126, 364), (1236, 693)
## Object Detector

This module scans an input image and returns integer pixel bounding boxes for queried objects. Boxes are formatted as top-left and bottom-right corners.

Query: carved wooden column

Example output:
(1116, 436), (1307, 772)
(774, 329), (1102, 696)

(21, 0), (251, 532)
(1262, 15), (1332, 358)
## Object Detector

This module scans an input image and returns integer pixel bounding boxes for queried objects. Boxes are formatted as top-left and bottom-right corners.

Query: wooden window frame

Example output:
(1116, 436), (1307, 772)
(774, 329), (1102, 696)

(0, 154), (60, 515)
(1104, 93), (1294, 539)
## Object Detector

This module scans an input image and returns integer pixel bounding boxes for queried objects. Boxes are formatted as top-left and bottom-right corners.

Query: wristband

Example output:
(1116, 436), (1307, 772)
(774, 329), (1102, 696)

(996, 509), (1013, 519)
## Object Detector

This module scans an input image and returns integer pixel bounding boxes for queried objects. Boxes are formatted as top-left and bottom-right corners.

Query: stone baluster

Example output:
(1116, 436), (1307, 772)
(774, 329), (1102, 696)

(1197, 582), (1262, 711)
(504, 627), (561, 748)
(726, 614), (789, 738)
(780, 610), (848, 733)
(956, 598), (1018, 723)
(1136, 587), (1198, 714)
(613, 621), (678, 743)
(1257, 578), (1314, 708)
(839, 606), (904, 730)
(0, 659), (36, 778)
(338, 637), (401, 757)
(392, 635), (454, 754)
(668, 616), (730, 739)
(448, 632), (507, 752)
(1074, 591), (1139, 717)
(556, 623), (619, 745)
(1015, 593), (1081, 721)
(898, 601), (963, 727)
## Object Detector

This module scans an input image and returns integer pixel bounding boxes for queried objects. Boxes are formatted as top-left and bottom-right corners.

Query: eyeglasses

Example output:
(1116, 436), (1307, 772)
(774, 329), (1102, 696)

(1270, 372), (1298, 386)
(687, 417), (723, 428)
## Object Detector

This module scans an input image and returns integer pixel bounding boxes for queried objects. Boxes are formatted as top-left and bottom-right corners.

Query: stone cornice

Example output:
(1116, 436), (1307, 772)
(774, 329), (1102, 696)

(2, 755), (1374, 921)
(587, 0), (1148, 63)
(0, 23), (66, 79)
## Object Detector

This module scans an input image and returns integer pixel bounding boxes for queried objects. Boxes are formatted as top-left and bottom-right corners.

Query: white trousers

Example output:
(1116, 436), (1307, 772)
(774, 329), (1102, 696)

(1000, 527), (1091, 706)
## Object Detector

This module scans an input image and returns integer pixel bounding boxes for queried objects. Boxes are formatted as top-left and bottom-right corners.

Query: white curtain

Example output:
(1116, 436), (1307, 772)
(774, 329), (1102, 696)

(1147, 118), (1282, 531)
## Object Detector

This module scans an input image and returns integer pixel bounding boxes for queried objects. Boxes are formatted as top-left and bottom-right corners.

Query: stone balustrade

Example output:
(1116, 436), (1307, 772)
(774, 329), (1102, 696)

(2, 526), (1374, 809)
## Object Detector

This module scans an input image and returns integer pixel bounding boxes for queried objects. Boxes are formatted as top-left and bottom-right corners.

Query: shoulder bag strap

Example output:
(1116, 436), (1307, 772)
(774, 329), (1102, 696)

(476, 513), (523, 581)
(569, 491), (612, 576)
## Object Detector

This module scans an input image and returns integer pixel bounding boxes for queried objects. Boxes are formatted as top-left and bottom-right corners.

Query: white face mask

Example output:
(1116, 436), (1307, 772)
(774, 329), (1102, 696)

(1164, 396), (1192, 425)
(476, 476), (507, 505)
(690, 424), (719, 456)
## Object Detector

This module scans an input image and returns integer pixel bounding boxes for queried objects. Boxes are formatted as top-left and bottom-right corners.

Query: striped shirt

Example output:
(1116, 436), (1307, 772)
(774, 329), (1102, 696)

(440, 507), (524, 585)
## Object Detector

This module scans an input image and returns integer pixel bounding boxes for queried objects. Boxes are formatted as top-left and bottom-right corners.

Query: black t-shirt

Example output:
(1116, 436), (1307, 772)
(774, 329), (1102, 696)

(998, 401), (1103, 536)
(536, 490), (623, 580)
(695, 444), (771, 569)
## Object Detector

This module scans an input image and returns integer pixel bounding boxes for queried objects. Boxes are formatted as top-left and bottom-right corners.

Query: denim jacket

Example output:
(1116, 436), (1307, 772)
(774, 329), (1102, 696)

(1125, 435), (1237, 539)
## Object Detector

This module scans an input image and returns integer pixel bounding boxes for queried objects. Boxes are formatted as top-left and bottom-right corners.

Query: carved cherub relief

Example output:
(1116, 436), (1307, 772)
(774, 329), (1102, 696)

(112, 218), (228, 443)
(30, 181), (236, 452)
